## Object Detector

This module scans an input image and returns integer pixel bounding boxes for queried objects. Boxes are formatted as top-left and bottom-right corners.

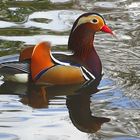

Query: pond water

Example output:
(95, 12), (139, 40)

(0, 0), (140, 140)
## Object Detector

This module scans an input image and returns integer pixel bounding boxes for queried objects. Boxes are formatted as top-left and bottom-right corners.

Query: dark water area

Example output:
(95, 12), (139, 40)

(0, 0), (140, 140)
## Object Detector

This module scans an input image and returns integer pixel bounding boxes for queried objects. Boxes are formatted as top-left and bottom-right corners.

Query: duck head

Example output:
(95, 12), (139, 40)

(68, 12), (113, 57)
(71, 13), (112, 34)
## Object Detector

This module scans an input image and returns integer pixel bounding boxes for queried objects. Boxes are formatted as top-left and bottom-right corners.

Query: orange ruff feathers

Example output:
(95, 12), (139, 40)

(31, 42), (54, 80)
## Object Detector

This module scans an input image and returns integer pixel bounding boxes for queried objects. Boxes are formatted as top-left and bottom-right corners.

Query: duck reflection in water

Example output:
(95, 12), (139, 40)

(0, 77), (110, 133)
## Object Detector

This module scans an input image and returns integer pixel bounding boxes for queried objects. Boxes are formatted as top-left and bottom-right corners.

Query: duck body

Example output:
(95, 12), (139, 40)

(0, 13), (113, 85)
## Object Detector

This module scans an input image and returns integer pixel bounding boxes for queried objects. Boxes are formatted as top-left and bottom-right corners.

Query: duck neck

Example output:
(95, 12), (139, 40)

(68, 25), (102, 78)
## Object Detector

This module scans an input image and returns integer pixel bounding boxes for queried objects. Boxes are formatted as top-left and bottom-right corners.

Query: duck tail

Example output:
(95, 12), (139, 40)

(30, 42), (55, 81)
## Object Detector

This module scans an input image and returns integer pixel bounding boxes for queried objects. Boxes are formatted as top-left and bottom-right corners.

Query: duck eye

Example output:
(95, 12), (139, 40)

(92, 19), (98, 24)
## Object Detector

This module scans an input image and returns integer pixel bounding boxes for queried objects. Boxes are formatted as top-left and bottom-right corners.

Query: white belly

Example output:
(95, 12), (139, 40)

(4, 73), (28, 83)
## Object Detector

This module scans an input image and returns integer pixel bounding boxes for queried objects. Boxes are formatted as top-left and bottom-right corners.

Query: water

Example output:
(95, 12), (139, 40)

(0, 0), (140, 139)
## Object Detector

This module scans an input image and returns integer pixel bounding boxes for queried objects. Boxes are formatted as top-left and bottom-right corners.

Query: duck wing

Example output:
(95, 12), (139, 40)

(0, 62), (30, 75)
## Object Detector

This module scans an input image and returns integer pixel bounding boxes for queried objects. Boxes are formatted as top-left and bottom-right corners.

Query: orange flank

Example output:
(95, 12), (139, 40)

(31, 42), (54, 80)
(36, 65), (85, 85)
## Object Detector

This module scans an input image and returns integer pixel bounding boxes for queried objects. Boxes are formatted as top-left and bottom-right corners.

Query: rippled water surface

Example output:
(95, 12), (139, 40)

(0, 0), (140, 140)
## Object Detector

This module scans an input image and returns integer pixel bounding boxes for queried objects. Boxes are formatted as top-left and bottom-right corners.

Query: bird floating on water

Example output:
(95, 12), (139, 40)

(0, 12), (113, 85)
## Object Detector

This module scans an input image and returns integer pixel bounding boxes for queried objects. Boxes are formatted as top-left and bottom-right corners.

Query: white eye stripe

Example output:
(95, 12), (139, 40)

(72, 15), (102, 32)
(74, 17), (90, 30)
(72, 17), (92, 32)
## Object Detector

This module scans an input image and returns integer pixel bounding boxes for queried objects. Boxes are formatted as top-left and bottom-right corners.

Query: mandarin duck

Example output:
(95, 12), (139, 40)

(0, 13), (113, 85)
